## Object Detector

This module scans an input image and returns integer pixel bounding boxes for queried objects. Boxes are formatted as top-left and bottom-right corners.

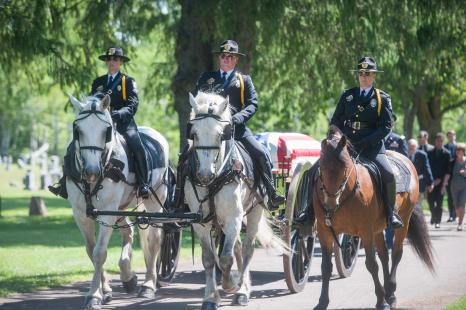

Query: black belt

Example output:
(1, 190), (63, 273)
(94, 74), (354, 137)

(345, 121), (375, 130)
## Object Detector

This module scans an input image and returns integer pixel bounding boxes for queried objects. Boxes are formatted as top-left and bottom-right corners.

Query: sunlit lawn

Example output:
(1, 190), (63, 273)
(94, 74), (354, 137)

(0, 164), (198, 297)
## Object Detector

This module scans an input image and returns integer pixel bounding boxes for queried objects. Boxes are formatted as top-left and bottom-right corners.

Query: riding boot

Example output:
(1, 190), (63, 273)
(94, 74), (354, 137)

(134, 150), (150, 199)
(171, 146), (190, 211)
(48, 176), (68, 199)
(293, 204), (313, 226)
(383, 179), (404, 229)
(257, 156), (285, 210)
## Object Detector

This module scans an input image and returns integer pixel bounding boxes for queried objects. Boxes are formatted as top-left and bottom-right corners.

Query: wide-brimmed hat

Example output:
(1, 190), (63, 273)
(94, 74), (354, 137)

(213, 40), (246, 56)
(350, 56), (383, 72)
(98, 46), (130, 62)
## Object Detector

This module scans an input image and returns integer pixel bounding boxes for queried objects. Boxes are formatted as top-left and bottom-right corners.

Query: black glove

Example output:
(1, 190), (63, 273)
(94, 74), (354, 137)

(232, 114), (242, 125)
(111, 110), (122, 121)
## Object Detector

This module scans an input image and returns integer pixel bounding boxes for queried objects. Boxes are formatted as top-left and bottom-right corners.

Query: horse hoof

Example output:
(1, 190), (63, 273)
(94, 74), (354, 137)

(84, 296), (101, 310)
(122, 275), (138, 294)
(201, 301), (218, 310)
(232, 293), (249, 306)
(376, 303), (390, 310)
(102, 291), (112, 304)
(388, 295), (397, 308)
(137, 286), (156, 299)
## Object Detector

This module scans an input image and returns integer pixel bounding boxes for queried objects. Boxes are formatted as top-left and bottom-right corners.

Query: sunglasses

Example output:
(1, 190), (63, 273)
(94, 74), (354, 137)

(358, 71), (373, 77)
(220, 54), (235, 60)
(106, 56), (121, 61)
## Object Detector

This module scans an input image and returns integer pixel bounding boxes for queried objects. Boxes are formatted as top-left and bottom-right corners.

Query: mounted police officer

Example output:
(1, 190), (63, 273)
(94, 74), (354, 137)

(172, 40), (285, 210)
(296, 56), (403, 229)
(49, 46), (150, 199)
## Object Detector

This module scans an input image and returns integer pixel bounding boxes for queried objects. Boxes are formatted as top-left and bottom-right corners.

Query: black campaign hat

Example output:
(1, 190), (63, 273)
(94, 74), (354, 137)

(98, 46), (130, 62)
(350, 56), (383, 72)
(213, 40), (246, 56)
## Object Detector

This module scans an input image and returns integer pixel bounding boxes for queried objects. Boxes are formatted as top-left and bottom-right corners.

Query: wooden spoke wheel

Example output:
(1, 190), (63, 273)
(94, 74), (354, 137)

(283, 162), (316, 293)
(156, 224), (182, 287)
(334, 233), (361, 278)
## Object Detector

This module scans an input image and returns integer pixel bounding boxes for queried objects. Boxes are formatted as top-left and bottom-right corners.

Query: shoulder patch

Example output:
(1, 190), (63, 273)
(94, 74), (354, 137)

(132, 80), (138, 94)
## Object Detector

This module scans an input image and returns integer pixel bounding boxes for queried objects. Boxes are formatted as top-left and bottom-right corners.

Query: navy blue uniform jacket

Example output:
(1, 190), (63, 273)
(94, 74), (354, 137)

(91, 72), (139, 127)
(331, 87), (394, 158)
(385, 132), (408, 156)
(194, 70), (258, 139)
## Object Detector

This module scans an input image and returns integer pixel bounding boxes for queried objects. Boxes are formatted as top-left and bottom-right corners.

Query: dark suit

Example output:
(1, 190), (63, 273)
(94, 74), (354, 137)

(444, 143), (457, 219)
(409, 150), (434, 193)
(194, 70), (258, 140)
(331, 86), (395, 183)
(418, 143), (434, 153)
(427, 147), (452, 224)
(91, 72), (148, 185)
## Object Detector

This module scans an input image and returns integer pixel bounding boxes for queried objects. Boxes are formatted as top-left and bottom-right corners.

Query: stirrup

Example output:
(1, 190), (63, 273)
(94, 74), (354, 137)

(138, 184), (150, 199)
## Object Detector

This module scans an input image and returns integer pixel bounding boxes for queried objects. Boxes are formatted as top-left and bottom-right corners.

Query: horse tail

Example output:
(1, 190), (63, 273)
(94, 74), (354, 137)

(255, 213), (290, 255)
(407, 206), (436, 274)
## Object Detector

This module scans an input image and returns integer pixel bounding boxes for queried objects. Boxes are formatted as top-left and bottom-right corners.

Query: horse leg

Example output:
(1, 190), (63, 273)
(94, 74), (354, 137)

(219, 218), (242, 294)
(234, 238), (243, 273)
(363, 236), (389, 310)
(118, 222), (138, 294)
(138, 225), (162, 298)
(85, 220), (114, 309)
(194, 223), (221, 310)
(314, 228), (334, 310)
(232, 205), (262, 306)
(375, 232), (390, 305)
(386, 225), (409, 308)
(72, 207), (113, 308)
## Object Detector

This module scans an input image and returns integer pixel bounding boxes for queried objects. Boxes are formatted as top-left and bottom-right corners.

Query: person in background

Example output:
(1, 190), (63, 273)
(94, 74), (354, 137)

(445, 130), (457, 222)
(407, 139), (434, 212)
(427, 133), (451, 228)
(418, 130), (434, 153)
(385, 132), (408, 156)
(449, 143), (466, 231)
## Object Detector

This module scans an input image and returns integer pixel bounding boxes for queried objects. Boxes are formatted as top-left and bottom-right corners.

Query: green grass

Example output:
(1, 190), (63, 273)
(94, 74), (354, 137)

(445, 296), (466, 310)
(0, 164), (200, 297)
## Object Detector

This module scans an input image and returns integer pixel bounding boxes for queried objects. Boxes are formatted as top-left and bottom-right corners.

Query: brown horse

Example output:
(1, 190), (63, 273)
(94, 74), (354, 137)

(312, 126), (435, 310)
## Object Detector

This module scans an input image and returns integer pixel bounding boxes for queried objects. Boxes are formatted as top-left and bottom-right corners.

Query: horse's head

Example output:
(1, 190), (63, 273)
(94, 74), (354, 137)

(188, 91), (232, 185)
(70, 94), (113, 183)
(319, 125), (354, 208)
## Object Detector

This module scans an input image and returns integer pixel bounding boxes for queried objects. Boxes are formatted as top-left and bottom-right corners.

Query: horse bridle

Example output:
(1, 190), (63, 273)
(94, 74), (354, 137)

(318, 150), (361, 211)
(189, 113), (233, 185)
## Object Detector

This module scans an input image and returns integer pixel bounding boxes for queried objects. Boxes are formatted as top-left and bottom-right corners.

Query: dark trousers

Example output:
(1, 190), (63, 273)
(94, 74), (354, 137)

(238, 135), (267, 159)
(370, 153), (395, 183)
(428, 184), (444, 224)
(118, 119), (148, 183)
(447, 182), (455, 219)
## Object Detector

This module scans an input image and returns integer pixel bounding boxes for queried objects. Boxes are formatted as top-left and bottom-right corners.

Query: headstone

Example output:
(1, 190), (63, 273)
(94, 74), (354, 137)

(5, 155), (12, 171)
(23, 169), (36, 191)
(29, 196), (47, 216)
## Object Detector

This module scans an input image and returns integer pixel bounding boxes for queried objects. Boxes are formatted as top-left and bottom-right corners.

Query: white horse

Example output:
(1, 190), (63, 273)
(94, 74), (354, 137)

(185, 92), (287, 310)
(67, 94), (169, 309)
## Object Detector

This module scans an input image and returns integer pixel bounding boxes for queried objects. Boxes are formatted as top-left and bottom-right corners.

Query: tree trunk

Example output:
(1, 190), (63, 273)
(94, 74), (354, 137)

(171, 0), (215, 152)
(416, 88), (443, 144)
(232, 0), (258, 73)
(29, 196), (47, 216)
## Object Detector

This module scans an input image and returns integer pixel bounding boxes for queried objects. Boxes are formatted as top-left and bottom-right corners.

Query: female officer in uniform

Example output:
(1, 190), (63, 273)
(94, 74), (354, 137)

(330, 56), (403, 228)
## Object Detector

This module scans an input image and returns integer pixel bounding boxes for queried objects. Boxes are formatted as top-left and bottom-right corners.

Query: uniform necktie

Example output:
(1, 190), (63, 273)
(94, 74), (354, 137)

(221, 72), (227, 83)
(108, 75), (113, 87)
(361, 90), (366, 97)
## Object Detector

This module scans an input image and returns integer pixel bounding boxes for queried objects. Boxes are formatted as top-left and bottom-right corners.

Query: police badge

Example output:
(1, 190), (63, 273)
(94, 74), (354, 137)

(346, 94), (353, 102)
(370, 99), (377, 108)
(117, 85), (121, 91)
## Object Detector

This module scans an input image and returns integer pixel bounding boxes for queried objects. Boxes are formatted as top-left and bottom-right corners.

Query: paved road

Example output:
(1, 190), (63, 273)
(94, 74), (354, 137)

(1, 216), (465, 310)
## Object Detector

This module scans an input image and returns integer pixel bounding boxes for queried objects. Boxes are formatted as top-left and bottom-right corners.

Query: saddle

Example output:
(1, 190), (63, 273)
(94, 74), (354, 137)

(358, 153), (412, 195)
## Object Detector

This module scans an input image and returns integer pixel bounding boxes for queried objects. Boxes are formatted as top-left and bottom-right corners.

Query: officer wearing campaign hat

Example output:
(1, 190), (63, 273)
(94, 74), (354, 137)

(171, 39), (285, 211)
(49, 46), (151, 199)
(296, 56), (403, 229)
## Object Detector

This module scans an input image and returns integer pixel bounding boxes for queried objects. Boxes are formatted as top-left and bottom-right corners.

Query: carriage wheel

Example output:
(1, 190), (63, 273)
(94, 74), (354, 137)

(156, 224), (182, 287)
(334, 233), (361, 278)
(283, 162), (316, 293)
